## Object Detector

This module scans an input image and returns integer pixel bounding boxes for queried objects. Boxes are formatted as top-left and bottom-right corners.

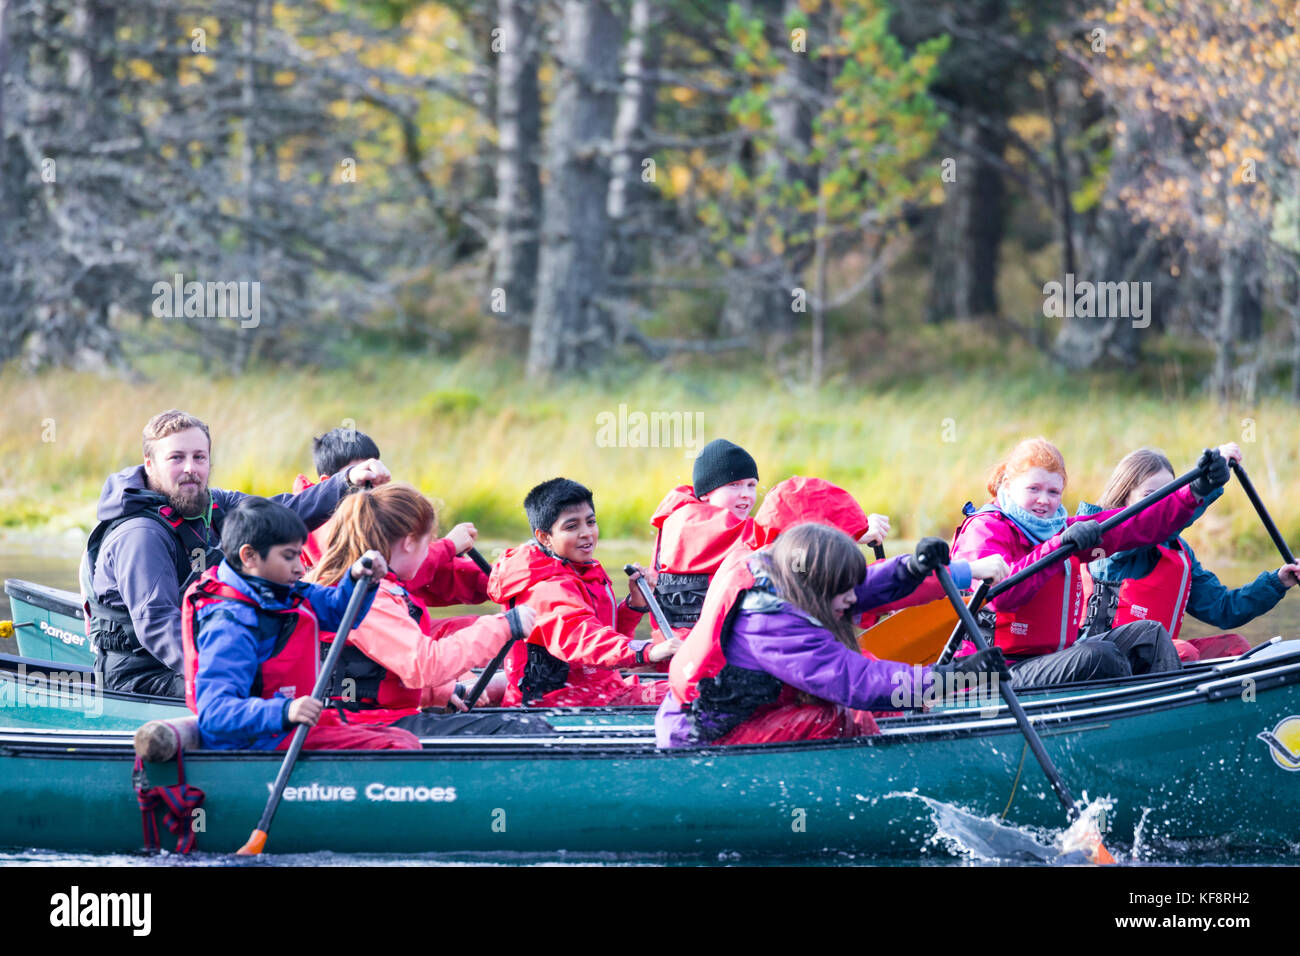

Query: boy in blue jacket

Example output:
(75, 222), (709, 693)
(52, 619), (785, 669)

(183, 497), (420, 750)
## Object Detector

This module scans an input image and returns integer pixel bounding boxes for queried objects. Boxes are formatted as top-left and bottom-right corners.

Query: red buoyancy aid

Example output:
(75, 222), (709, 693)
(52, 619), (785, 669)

(318, 580), (424, 713)
(1080, 542), (1193, 641)
(181, 567), (320, 714)
(668, 549), (758, 705)
(954, 508), (1083, 659)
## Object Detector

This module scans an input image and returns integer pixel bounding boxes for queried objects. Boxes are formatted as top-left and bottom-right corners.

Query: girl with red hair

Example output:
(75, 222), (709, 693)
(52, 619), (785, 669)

(950, 437), (1231, 685)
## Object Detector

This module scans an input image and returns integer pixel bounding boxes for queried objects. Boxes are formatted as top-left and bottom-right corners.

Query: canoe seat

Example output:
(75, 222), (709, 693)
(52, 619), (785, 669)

(134, 716), (201, 763)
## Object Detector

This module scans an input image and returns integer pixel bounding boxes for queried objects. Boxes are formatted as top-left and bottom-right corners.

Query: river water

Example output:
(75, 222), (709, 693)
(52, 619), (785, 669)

(2, 535), (1297, 867)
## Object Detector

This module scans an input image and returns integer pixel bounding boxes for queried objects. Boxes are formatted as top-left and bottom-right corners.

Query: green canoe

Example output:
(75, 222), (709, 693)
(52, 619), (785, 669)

(4, 579), (91, 666)
(0, 640), (1297, 858)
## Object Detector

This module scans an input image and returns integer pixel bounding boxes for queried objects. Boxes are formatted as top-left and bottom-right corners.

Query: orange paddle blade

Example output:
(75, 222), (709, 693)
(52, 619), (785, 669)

(859, 599), (959, 665)
(237, 829), (268, 855)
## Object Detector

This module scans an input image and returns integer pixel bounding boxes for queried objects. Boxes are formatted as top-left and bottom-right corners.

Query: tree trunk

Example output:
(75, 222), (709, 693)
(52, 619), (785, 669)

(491, 0), (542, 323)
(926, 107), (1005, 322)
(606, 0), (662, 282)
(721, 0), (818, 341)
(526, 0), (623, 380)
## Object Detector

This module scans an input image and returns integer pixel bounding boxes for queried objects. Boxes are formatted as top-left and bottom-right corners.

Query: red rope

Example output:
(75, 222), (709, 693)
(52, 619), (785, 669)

(134, 724), (206, 854)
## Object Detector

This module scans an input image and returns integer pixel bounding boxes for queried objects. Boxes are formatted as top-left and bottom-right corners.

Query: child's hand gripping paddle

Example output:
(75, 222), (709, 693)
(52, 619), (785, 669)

(237, 556), (376, 856)
(623, 565), (679, 642)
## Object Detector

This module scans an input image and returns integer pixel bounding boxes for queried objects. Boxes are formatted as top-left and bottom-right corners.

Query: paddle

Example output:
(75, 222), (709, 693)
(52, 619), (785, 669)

(933, 457), (1212, 666)
(466, 547), (493, 576)
(1228, 460), (1295, 565)
(237, 556), (376, 856)
(461, 606), (528, 710)
(933, 563), (1115, 864)
(872, 543), (886, 561)
(624, 564), (678, 640)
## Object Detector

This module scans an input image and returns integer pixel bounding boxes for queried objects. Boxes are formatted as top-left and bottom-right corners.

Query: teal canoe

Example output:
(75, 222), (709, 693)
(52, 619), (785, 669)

(4, 580), (91, 666)
(0, 640), (1297, 858)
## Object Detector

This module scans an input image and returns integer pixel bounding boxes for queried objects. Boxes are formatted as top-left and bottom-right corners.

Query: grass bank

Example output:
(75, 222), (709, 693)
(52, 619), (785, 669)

(0, 344), (1294, 565)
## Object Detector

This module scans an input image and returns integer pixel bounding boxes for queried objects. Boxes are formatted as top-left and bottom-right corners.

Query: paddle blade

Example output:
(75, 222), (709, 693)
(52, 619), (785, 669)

(1059, 799), (1117, 865)
(859, 599), (958, 665)
(237, 829), (268, 856)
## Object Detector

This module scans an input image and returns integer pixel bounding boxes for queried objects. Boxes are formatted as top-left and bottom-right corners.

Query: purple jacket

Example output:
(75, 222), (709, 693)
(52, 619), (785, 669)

(90, 465), (350, 673)
(655, 555), (972, 747)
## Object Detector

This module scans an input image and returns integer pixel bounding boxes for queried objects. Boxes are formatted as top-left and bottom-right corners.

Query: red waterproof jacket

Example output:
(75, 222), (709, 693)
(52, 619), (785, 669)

(650, 485), (758, 576)
(291, 474), (489, 606)
(487, 543), (647, 707)
(320, 573), (511, 724)
(751, 476), (872, 546)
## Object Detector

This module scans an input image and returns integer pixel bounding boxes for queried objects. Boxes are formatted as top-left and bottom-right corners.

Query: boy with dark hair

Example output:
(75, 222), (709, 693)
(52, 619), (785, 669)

(488, 478), (681, 707)
(292, 426), (486, 607)
(181, 497), (419, 751)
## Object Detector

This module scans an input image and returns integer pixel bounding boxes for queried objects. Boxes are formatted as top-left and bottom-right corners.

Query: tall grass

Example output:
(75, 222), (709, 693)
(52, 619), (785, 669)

(1, 348), (1295, 565)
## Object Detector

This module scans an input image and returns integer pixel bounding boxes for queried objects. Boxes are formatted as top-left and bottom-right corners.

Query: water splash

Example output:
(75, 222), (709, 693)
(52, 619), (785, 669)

(887, 791), (1119, 865)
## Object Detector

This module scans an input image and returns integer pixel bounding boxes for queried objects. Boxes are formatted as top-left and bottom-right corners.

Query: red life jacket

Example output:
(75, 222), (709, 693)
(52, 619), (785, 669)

(954, 507), (1083, 659)
(669, 549), (759, 705)
(318, 579), (423, 713)
(181, 566), (320, 714)
(1080, 542), (1193, 641)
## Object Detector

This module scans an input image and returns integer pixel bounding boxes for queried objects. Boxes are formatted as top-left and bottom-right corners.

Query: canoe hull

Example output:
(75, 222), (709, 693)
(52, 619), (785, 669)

(2, 657), (1298, 859)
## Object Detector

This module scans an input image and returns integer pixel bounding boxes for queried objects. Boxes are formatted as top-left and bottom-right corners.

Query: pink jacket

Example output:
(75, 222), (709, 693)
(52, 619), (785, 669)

(951, 485), (1202, 614)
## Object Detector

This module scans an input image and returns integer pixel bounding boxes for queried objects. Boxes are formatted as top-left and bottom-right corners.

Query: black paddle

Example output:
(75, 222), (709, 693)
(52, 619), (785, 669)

(623, 565), (678, 641)
(935, 457), (1213, 665)
(872, 543), (886, 561)
(238, 556), (376, 855)
(1228, 460), (1296, 564)
(461, 606), (528, 710)
(466, 547), (493, 576)
(933, 563), (1115, 863)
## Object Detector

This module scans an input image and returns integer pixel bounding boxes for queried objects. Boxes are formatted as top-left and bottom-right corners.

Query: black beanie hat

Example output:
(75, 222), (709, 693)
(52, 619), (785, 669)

(693, 439), (759, 498)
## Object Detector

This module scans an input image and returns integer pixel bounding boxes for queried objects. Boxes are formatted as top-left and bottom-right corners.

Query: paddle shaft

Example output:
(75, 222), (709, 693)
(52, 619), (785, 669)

(1229, 460), (1295, 564)
(934, 565), (1081, 819)
(872, 543), (885, 561)
(935, 462), (1208, 665)
(466, 548), (493, 576)
(462, 610), (525, 710)
(243, 559), (375, 849)
(623, 565), (677, 640)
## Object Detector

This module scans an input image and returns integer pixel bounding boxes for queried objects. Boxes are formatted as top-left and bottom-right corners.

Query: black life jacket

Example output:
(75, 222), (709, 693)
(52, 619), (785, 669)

(82, 497), (226, 654)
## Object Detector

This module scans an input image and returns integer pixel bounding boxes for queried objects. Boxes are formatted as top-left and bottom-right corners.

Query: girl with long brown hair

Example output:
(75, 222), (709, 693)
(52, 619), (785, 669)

(306, 483), (545, 736)
(657, 523), (1011, 747)
(1079, 444), (1300, 661)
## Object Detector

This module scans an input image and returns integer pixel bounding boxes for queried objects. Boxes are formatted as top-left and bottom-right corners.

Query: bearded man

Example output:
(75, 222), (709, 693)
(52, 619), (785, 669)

(82, 409), (390, 696)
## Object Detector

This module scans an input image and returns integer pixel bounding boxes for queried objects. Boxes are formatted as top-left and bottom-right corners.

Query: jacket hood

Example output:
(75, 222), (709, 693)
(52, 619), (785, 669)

(650, 485), (701, 530)
(752, 476), (869, 546)
(97, 464), (168, 523)
(487, 542), (611, 605)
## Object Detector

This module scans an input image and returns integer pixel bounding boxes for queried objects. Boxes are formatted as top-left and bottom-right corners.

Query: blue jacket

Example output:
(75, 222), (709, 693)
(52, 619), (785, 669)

(1078, 487), (1287, 631)
(194, 560), (375, 750)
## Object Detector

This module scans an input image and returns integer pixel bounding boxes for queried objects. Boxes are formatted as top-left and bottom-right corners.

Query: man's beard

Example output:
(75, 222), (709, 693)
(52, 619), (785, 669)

(167, 479), (209, 517)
